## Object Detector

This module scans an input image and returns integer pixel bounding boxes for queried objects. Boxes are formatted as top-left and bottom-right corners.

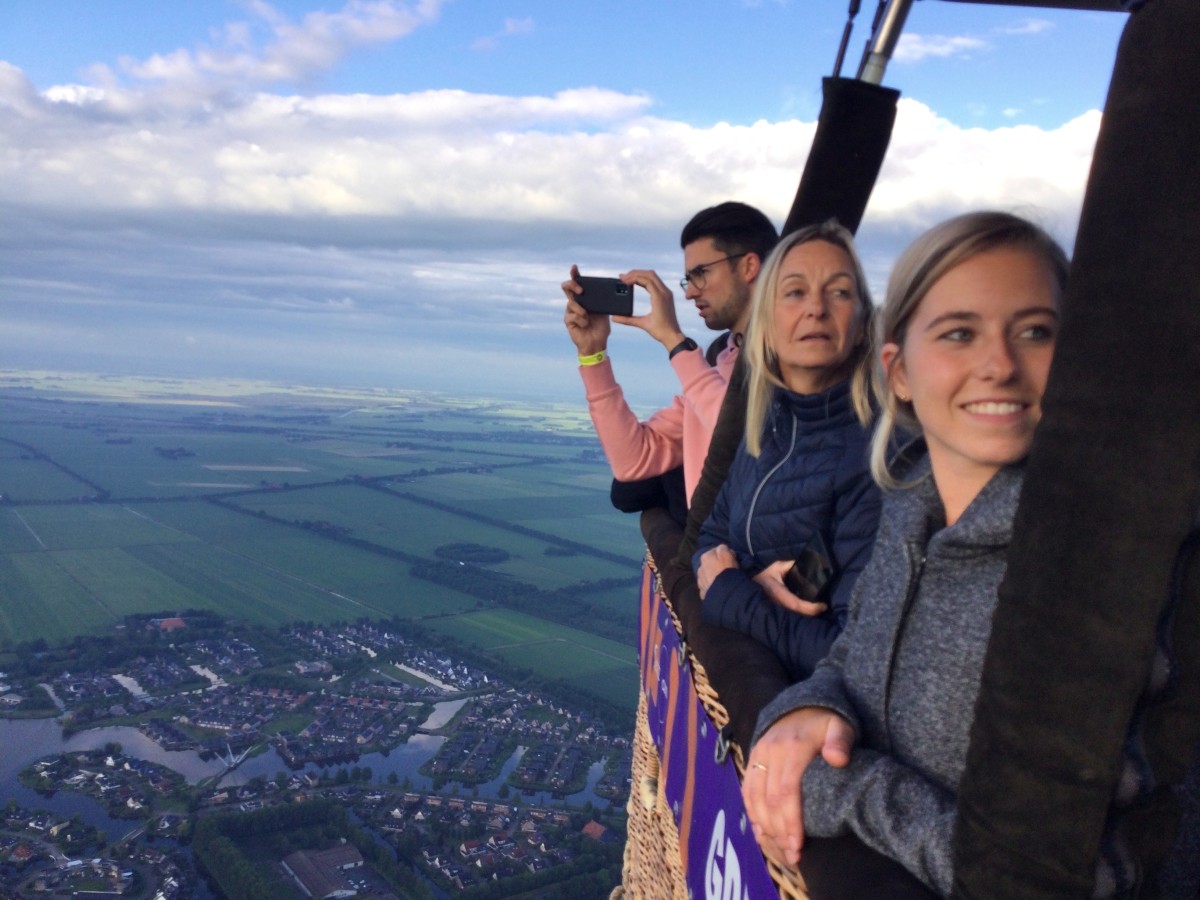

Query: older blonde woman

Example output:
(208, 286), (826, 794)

(693, 220), (880, 683)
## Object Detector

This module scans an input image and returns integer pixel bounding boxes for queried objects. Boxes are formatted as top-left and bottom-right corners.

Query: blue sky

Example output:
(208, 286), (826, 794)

(0, 0), (1127, 405)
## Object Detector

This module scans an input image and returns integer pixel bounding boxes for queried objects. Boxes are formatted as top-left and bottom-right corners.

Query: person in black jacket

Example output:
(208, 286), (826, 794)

(693, 220), (880, 682)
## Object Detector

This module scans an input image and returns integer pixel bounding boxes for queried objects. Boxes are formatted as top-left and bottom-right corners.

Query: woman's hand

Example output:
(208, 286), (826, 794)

(753, 560), (829, 617)
(743, 708), (856, 868)
(697, 544), (738, 599)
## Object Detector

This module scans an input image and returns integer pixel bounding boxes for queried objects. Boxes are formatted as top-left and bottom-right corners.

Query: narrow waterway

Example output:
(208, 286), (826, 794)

(0, 700), (612, 842)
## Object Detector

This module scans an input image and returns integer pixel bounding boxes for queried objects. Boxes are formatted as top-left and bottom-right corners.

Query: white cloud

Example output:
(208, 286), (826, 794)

(103, 0), (445, 95)
(0, 71), (1095, 238)
(996, 18), (1054, 37)
(0, 22), (1106, 402)
(472, 17), (535, 51)
(893, 33), (989, 64)
(865, 99), (1098, 240)
(0, 60), (44, 114)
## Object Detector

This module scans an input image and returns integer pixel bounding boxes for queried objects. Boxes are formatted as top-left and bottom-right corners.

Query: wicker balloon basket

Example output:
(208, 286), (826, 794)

(613, 559), (809, 900)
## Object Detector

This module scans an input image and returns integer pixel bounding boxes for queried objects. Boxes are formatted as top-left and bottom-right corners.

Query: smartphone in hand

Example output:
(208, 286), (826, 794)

(576, 275), (634, 317)
(782, 533), (834, 602)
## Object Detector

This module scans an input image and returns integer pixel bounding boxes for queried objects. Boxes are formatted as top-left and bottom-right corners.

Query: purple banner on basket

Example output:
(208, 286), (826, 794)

(638, 566), (778, 899)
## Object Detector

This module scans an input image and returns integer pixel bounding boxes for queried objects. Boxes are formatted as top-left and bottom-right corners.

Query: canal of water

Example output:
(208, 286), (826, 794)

(0, 699), (612, 842)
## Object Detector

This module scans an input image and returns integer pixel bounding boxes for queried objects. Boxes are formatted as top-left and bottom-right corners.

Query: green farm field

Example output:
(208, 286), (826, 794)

(419, 608), (640, 708)
(0, 375), (648, 710)
(399, 465), (616, 510)
(0, 551), (114, 643)
(0, 508), (50, 553)
(128, 501), (486, 620)
(8, 504), (193, 551)
(43, 547), (216, 619)
(230, 482), (639, 589)
(0, 451), (96, 503)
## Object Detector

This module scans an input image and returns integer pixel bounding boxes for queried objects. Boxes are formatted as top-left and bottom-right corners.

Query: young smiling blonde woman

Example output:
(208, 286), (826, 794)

(742, 211), (1070, 899)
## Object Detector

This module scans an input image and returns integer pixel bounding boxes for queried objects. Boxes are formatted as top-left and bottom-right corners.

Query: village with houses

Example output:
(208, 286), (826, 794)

(0, 615), (631, 897)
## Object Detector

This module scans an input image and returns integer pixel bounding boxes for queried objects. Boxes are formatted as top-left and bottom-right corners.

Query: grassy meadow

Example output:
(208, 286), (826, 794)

(419, 608), (638, 709)
(0, 372), (646, 711)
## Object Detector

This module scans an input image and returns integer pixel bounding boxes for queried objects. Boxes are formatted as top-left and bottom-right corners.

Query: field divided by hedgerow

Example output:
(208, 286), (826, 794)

(399, 465), (617, 514)
(574, 581), (644, 622)
(128, 501), (485, 621)
(233, 481), (639, 589)
(124, 541), (377, 625)
(396, 467), (643, 560)
(0, 498), (493, 644)
(0, 453), (95, 503)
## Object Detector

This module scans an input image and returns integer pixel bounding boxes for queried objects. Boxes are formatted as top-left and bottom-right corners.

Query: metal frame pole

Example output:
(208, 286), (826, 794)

(857, 0), (916, 85)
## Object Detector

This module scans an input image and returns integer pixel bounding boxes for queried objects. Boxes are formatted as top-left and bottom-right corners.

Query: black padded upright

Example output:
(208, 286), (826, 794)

(953, 0), (1200, 895)
(782, 77), (899, 237)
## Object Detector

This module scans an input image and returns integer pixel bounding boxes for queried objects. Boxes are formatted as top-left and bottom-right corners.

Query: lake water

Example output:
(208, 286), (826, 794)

(0, 702), (612, 840)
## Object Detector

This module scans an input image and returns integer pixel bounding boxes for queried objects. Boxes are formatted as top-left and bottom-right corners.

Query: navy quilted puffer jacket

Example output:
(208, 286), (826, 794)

(694, 378), (881, 682)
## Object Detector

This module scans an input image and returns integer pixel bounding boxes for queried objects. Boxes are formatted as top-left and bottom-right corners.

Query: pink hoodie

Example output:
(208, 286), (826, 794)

(579, 341), (738, 504)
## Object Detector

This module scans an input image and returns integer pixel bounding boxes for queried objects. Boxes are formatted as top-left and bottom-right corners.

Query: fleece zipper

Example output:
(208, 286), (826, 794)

(744, 413), (798, 558)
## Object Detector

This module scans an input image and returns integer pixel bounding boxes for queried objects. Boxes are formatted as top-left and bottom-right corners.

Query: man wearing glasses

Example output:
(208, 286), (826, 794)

(562, 201), (778, 516)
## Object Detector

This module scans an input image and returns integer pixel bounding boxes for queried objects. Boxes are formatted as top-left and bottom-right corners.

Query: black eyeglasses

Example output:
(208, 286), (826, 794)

(679, 253), (747, 290)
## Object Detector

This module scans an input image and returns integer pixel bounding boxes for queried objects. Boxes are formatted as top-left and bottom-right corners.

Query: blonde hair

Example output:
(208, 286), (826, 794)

(869, 210), (1070, 487)
(743, 220), (874, 457)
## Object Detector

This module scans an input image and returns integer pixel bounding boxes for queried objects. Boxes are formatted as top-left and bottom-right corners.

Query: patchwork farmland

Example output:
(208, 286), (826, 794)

(0, 372), (646, 712)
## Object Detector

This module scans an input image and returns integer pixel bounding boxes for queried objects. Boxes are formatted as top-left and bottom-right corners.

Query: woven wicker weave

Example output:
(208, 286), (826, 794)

(619, 690), (690, 900)
(618, 562), (809, 900)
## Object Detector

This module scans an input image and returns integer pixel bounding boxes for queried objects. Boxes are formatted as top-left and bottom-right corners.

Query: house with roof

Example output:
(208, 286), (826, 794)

(582, 820), (619, 844)
(281, 844), (363, 899)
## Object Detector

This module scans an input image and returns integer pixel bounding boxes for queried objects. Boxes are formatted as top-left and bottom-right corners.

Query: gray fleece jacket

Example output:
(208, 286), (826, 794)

(753, 453), (1024, 897)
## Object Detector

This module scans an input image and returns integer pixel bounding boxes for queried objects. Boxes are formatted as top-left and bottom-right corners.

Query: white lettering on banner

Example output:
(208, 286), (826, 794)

(705, 809), (749, 900)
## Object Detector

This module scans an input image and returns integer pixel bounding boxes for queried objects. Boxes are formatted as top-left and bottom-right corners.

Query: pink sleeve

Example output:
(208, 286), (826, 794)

(671, 345), (734, 433)
(580, 358), (684, 481)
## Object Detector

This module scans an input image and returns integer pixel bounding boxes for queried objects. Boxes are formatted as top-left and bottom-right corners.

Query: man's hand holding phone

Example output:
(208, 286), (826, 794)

(562, 265), (612, 356)
(564, 265), (688, 355)
(618, 269), (687, 350)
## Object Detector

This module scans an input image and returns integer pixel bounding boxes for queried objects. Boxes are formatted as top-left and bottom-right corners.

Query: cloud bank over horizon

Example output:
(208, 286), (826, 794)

(0, 0), (1113, 406)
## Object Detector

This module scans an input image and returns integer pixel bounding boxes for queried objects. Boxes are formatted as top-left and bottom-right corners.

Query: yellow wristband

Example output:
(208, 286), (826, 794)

(578, 351), (607, 367)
